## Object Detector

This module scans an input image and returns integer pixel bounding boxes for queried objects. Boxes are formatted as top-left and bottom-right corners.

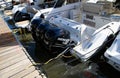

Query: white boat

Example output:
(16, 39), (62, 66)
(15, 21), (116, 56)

(33, 0), (120, 29)
(13, 0), (120, 27)
(12, 0), (73, 27)
(0, 0), (12, 9)
(14, 0), (118, 31)
(104, 31), (120, 72)
(30, 0), (120, 58)
(71, 22), (120, 62)
(30, 14), (96, 56)
(32, 1), (81, 20)
(12, 0), (57, 17)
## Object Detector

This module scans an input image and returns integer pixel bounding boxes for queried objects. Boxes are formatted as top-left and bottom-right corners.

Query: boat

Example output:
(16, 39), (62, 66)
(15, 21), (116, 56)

(0, 0), (12, 9)
(12, 0), (60, 18)
(31, 0), (81, 20)
(13, 0), (118, 29)
(11, 0), (56, 28)
(11, 0), (66, 29)
(30, 0), (120, 59)
(30, 14), (96, 57)
(104, 31), (120, 72)
(32, 0), (120, 29)
(71, 22), (120, 62)
(12, 0), (120, 28)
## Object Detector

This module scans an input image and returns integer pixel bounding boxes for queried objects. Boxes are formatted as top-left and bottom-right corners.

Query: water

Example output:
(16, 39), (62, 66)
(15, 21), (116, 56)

(0, 8), (4, 17)
(1, 10), (120, 78)
(22, 40), (120, 78)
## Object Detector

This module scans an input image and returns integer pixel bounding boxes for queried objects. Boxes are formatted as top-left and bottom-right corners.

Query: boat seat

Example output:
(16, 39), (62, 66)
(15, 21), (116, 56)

(15, 20), (30, 28)
(4, 10), (13, 16)
(15, 20), (30, 40)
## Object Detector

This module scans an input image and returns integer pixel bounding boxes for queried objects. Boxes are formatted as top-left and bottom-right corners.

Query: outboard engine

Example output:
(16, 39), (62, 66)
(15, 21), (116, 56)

(13, 11), (30, 22)
(31, 20), (71, 55)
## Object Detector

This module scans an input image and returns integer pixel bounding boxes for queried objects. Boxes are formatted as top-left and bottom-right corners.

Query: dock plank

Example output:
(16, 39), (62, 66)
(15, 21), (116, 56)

(23, 70), (42, 78)
(0, 53), (27, 70)
(0, 59), (32, 78)
(0, 41), (18, 51)
(0, 51), (25, 66)
(10, 66), (36, 78)
(0, 45), (19, 54)
(0, 48), (24, 62)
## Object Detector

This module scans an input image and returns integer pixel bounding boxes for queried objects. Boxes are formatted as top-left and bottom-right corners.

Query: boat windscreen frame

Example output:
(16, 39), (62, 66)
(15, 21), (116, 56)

(53, 0), (65, 8)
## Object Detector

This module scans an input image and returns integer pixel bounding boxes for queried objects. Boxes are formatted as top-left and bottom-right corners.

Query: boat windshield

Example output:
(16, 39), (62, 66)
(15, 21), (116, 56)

(83, 31), (108, 51)
(114, 38), (120, 53)
(54, 0), (79, 8)
(109, 34), (120, 53)
(114, 0), (120, 10)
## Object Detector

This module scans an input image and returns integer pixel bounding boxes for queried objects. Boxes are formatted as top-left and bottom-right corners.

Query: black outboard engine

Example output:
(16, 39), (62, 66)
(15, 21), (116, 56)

(31, 18), (43, 42)
(13, 11), (30, 22)
(32, 20), (71, 55)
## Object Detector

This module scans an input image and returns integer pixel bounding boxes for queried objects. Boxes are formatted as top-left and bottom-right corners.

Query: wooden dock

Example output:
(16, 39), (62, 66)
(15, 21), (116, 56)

(0, 17), (44, 78)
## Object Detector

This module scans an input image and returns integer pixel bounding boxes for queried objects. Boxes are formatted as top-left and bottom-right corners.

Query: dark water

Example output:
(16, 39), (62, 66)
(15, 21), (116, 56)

(0, 9), (4, 17)
(20, 38), (120, 78)
(2, 10), (120, 78)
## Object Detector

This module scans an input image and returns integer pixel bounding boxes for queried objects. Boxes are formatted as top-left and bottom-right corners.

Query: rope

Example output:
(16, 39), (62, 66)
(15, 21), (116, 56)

(62, 54), (73, 58)
(43, 42), (75, 64)
(29, 47), (71, 66)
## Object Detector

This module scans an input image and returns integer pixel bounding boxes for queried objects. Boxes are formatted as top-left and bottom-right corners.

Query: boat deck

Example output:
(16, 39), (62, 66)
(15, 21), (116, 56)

(0, 17), (43, 78)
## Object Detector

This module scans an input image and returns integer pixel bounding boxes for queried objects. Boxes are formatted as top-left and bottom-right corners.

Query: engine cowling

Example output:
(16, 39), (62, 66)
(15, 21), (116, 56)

(31, 19), (70, 54)
(13, 11), (30, 22)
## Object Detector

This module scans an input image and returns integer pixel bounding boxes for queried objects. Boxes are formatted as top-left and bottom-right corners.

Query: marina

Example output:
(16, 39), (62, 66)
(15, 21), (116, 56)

(0, 0), (120, 78)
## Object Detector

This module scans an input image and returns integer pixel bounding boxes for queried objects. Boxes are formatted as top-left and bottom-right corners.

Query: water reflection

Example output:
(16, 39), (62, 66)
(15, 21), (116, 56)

(33, 43), (107, 78)
(0, 9), (4, 17)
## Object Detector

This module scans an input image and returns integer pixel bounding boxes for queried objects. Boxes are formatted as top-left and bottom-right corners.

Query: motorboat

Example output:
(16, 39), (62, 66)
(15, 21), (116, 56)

(12, 0), (71, 29)
(71, 22), (120, 62)
(30, 0), (120, 60)
(31, 1), (81, 20)
(32, 0), (120, 29)
(104, 31), (120, 72)
(30, 14), (96, 56)
(12, 0), (118, 31)
(13, 0), (120, 29)
(12, 0), (58, 21)
(0, 0), (12, 9)
(11, 0), (57, 29)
